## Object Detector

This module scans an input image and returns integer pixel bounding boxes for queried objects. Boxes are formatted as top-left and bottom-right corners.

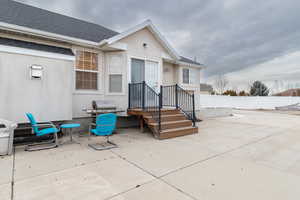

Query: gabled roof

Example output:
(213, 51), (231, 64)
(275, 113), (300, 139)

(0, 1), (204, 67)
(0, 0), (118, 43)
(100, 20), (180, 60)
(0, 37), (74, 56)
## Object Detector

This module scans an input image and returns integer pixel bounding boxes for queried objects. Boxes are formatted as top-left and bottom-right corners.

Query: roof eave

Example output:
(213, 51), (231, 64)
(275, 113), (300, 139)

(0, 21), (101, 47)
(178, 61), (205, 69)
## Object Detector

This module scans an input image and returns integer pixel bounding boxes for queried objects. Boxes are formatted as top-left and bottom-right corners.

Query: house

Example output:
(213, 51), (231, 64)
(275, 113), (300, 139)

(0, 1), (204, 138)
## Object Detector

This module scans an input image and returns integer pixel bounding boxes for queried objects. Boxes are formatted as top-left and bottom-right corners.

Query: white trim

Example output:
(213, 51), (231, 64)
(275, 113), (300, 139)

(73, 49), (104, 93)
(75, 69), (98, 73)
(178, 61), (204, 68)
(0, 44), (75, 61)
(163, 58), (204, 69)
(103, 20), (180, 60)
(129, 56), (162, 88)
(105, 52), (126, 95)
(0, 21), (100, 47)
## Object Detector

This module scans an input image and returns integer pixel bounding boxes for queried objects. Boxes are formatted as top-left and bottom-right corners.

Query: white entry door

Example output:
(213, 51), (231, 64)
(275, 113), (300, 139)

(145, 61), (159, 91)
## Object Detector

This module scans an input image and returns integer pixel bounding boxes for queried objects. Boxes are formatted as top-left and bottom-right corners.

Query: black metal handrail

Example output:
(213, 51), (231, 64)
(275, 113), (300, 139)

(161, 84), (196, 126)
(129, 81), (161, 131)
(176, 85), (196, 126)
(128, 82), (196, 132)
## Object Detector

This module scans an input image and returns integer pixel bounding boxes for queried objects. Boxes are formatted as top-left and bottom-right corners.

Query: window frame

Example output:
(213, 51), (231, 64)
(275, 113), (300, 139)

(109, 74), (123, 93)
(106, 52), (126, 95)
(182, 68), (190, 84)
(182, 67), (198, 85)
(75, 50), (99, 91)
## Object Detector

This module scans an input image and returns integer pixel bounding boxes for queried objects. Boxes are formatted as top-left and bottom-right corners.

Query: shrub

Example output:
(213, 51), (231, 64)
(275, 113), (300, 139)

(250, 81), (269, 96)
(238, 91), (249, 96)
(223, 90), (238, 96)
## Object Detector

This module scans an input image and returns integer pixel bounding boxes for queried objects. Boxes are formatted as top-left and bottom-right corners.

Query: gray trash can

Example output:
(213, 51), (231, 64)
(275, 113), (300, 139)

(0, 119), (17, 156)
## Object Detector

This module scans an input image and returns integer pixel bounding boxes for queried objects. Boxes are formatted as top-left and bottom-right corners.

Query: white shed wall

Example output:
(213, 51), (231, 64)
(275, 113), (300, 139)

(0, 51), (73, 123)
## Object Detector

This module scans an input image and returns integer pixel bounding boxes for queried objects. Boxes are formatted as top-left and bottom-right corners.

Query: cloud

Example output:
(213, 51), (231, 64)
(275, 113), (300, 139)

(207, 51), (300, 93)
(16, 0), (300, 80)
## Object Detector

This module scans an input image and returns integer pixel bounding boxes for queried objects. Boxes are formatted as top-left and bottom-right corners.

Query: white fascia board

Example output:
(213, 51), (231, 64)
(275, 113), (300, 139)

(178, 61), (205, 69)
(163, 58), (205, 69)
(0, 21), (99, 47)
(104, 20), (180, 59)
(147, 22), (180, 59)
(0, 44), (75, 61)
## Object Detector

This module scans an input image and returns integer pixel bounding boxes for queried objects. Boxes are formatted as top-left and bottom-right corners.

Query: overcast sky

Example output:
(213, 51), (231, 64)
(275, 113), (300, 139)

(17, 0), (300, 89)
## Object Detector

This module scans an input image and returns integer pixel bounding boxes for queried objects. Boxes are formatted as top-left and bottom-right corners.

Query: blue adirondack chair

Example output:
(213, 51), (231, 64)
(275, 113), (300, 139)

(25, 113), (59, 151)
(88, 113), (118, 150)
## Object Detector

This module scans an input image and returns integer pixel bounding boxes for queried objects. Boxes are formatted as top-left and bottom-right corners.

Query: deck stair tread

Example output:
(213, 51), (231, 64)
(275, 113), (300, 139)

(128, 108), (198, 139)
(144, 114), (184, 118)
(148, 120), (191, 126)
(160, 126), (198, 133)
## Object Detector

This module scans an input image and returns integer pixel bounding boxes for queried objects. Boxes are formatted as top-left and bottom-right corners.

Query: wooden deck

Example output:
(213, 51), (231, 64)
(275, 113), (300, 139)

(127, 108), (198, 139)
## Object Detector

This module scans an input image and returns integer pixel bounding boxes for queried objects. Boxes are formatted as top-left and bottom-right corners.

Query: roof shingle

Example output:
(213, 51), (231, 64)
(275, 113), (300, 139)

(0, 0), (118, 42)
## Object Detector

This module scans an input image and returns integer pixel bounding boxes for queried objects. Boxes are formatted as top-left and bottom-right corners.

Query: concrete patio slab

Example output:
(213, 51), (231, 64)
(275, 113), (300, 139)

(111, 134), (217, 177)
(14, 142), (116, 181)
(3, 110), (300, 200)
(0, 155), (13, 185)
(162, 156), (300, 200)
(0, 183), (11, 200)
(227, 129), (300, 175)
(221, 110), (300, 130)
(13, 156), (153, 200)
(110, 179), (193, 200)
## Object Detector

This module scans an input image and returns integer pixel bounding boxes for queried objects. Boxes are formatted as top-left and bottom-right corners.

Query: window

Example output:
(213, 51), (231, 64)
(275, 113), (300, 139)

(75, 51), (98, 90)
(108, 54), (123, 93)
(109, 74), (122, 93)
(182, 68), (198, 84)
(182, 68), (189, 84)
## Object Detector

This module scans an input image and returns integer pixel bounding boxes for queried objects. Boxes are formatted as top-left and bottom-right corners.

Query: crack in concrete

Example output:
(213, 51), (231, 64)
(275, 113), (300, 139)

(12, 155), (118, 183)
(103, 179), (156, 200)
(109, 150), (198, 200)
(11, 147), (16, 200)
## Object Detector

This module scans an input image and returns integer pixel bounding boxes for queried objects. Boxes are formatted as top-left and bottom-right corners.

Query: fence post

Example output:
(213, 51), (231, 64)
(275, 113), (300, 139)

(192, 93), (196, 127)
(128, 83), (131, 109)
(142, 81), (145, 110)
(175, 84), (179, 109)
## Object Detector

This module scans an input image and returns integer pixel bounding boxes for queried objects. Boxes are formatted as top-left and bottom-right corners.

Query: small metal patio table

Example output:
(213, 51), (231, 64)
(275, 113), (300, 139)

(60, 123), (81, 144)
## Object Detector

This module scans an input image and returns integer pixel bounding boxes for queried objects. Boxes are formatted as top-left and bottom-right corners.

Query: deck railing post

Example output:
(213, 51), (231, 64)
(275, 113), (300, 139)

(159, 92), (162, 131)
(192, 93), (196, 127)
(128, 83), (131, 109)
(142, 81), (145, 110)
(175, 84), (178, 109)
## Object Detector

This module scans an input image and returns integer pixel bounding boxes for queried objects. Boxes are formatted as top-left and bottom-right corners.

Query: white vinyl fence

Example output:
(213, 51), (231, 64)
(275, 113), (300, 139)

(196, 94), (300, 110)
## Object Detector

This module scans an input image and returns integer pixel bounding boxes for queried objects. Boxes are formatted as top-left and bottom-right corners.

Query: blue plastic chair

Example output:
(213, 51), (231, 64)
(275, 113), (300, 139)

(25, 113), (59, 151)
(88, 113), (118, 150)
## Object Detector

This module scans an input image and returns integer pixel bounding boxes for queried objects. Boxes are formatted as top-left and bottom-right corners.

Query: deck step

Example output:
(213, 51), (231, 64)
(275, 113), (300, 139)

(128, 108), (198, 140)
(142, 109), (181, 116)
(144, 114), (186, 123)
(148, 120), (192, 130)
(159, 126), (198, 139)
